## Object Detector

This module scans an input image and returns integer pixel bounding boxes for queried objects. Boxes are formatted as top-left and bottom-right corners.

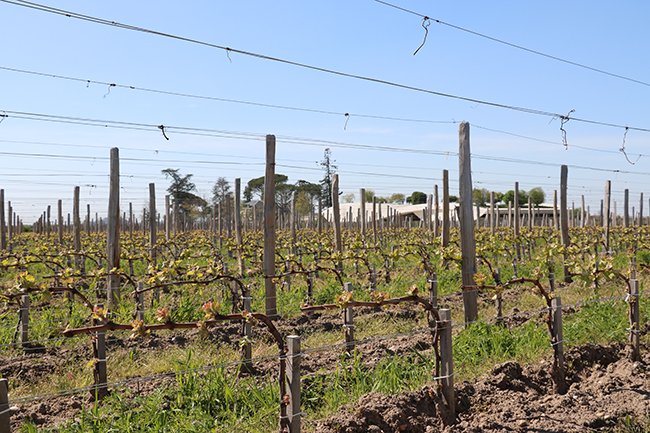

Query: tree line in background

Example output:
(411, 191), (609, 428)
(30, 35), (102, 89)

(161, 149), (548, 222)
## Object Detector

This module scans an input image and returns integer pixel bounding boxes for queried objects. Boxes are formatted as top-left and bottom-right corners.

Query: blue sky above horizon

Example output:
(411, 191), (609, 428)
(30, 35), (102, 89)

(1, 1), (649, 221)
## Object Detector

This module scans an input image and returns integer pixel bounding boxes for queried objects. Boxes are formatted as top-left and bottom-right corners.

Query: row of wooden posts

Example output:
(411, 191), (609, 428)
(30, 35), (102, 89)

(25, 184), (649, 242)
(4, 267), (642, 432)
(4, 123), (641, 326)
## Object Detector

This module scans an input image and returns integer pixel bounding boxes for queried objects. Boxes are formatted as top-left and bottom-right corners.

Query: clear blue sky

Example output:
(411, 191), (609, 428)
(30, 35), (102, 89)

(1, 0), (649, 222)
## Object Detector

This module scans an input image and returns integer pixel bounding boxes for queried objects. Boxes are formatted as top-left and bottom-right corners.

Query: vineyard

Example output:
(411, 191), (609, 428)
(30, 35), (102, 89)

(0, 137), (647, 433)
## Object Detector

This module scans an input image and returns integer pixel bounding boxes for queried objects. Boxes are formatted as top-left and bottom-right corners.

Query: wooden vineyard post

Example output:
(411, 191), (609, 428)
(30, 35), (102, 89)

(106, 148), (121, 309)
(126, 203), (132, 238)
(639, 192), (644, 226)
(442, 170), (450, 248)
(7, 201), (12, 245)
(164, 195), (170, 240)
(489, 191), (496, 233)
(624, 188), (630, 228)
(285, 335), (302, 433)
(428, 273), (438, 309)
(73, 186), (84, 274)
(343, 282), (354, 356)
(551, 297), (566, 394)
(426, 193), (433, 231)
(234, 178), (245, 276)
(438, 308), (455, 424)
(604, 180), (611, 252)
(135, 282), (145, 321)
(458, 122), (478, 324)
(433, 184), (440, 237)
(559, 165), (571, 283)
(20, 293), (29, 351)
(360, 188), (366, 240)
(332, 174), (343, 274)
(513, 182), (521, 259)
(92, 304), (108, 400)
(290, 191), (297, 253)
(86, 204), (91, 235)
(46, 205), (51, 238)
(0, 190), (5, 251)
(264, 135), (278, 319)
(149, 183), (157, 263)
(553, 190), (559, 231)
(241, 288), (253, 371)
(173, 200), (179, 236)
(372, 196), (377, 245)
(0, 378), (9, 433)
(629, 279), (641, 361)
(57, 199), (63, 244)
(581, 195), (586, 228)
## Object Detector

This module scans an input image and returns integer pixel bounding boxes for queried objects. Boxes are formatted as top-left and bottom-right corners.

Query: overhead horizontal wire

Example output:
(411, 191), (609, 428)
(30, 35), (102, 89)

(0, 65), (456, 126)
(2, 0), (650, 133)
(2, 109), (650, 177)
(372, 0), (650, 88)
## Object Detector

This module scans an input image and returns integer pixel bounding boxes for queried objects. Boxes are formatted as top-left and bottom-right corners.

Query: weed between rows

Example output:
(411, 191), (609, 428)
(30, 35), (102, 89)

(19, 296), (648, 433)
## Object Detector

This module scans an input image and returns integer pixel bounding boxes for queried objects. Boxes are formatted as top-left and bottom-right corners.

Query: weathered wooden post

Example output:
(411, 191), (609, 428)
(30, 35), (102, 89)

(629, 279), (641, 361)
(86, 204), (91, 234)
(553, 190), (559, 231)
(550, 297), (566, 394)
(57, 199), (63, 245)
(20, 293), (30, 350)
(604, 180), (611, 252)
(624, 189), (630, 228)
(92, 304), (108, 400)
(107, 148), (121, 309)
(164, 195), (171, 240)
(426, 193), (433, 231)
(286, 335), (302, 433)
(0, 190), (6, 250)
(442, 170), (450, 247)
(264, 135), (278, 319)
(290, 190), (297, 253)
(428, 273), (438, 309)
(7, 201), (12, 244)
(234, 178), (245, 276)
(360, 188), (366, 239)
(639, 193), (644, 226)
(73, 186), (84, 274)
(332, 174), (343, 274)
(149, 183), (157, 260)
(343, 282), (354, 355)
(173, 199), (179, 236)
(134, 282), (145, 321)
(489, 191), (496, 234)
(241, 288), (253, 370)
(560, 165), (571, 283)
(46, 205), (51, 238)
(458, 122), (478, 324)
(372, 196), (378, 245)
(0, 378), (9, 433)
(514, 182), (521, 259)
(433, 184), (440, 237)
(438, 308), (455, 424)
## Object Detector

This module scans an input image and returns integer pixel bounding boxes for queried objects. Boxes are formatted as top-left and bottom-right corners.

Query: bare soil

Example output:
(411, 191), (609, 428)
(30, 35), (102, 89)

(313, 342), (650, 433)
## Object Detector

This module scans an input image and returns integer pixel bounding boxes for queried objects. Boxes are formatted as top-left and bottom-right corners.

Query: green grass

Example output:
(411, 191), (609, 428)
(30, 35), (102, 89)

(23, 293), (648, 432)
